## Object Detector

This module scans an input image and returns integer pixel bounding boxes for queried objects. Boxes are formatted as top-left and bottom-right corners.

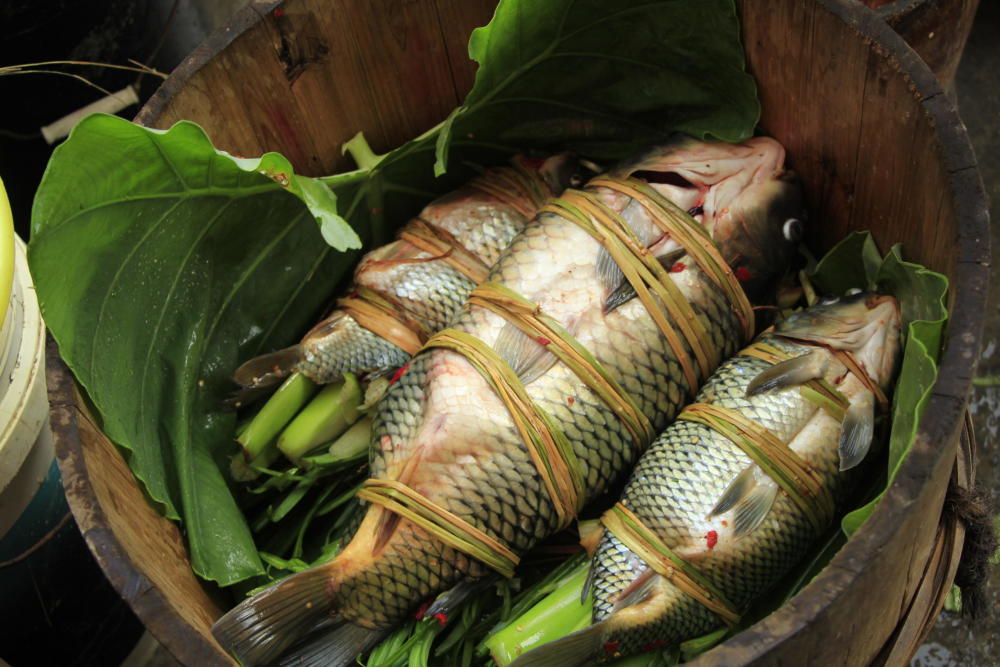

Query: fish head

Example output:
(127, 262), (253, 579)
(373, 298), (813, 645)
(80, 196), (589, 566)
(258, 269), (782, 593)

(612, 136), (804, 301)
(775, 291), (902, 389)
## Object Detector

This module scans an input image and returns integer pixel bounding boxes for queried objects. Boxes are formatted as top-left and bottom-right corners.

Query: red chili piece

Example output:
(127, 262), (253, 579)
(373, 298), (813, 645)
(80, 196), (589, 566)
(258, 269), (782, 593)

(705, 530), (718, 549)
(273, 8), (285, 18)
(389, 362), (411, 385)
(735, 266), (753, 282)
(433, 613), (448, 627)
(414, 601), (430, 619)
(670, 262), (686, 273)
(604, 641), (620, 655)
(536, 336), (551, 345)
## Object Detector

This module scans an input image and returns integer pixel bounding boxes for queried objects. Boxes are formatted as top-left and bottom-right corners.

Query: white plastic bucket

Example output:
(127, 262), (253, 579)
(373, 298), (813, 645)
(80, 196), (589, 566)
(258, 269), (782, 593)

(0, 176), (54, 562)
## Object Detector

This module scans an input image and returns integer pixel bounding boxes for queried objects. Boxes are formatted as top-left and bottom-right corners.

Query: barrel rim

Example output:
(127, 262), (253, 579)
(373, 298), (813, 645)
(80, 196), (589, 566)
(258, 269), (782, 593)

(692, 0), (990, 661)
(55, 0), (990, 663)
(46, 336), (233, 666)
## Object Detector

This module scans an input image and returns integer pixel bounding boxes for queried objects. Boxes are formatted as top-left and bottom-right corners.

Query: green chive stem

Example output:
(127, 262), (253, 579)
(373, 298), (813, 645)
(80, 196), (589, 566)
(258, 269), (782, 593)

(278, 373), (362, 462)
(236, 373), (318, 463)
(485, 561), (592, 666)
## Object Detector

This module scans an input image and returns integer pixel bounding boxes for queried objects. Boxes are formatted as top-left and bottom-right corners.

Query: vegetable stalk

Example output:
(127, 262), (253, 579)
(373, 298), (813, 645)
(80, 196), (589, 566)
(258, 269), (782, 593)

(231, 373), (319, 481)
(278, 373), (362, 462)
(485, 559), (592, 666)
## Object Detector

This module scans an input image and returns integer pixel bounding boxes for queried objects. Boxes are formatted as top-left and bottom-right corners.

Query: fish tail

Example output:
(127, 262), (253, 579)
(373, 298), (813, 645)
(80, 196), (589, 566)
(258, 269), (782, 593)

(507, 621), (610, 667)
(276, 620), (387, 667)
(212, 564), (338, 666)
(232, 345), (305, 389)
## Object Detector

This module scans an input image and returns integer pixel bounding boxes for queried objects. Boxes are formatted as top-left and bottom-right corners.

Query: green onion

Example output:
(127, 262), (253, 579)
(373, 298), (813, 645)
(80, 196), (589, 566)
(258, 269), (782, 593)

(485, 558), (592, 666)
(233, 373), (318, 478)
(278, 373), (362, 462)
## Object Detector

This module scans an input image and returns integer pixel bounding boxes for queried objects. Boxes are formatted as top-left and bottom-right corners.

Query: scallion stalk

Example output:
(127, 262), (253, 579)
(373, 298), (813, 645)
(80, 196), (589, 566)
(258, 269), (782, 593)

(278, 373), (362, 462)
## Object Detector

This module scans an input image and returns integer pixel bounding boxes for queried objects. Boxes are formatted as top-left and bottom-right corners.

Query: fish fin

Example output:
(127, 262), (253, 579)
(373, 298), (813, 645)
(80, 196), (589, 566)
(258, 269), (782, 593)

(507, 621), (611, 667)
(597, 246), (626, 295)
(277, 619), (386, 667)
(211, 564), (335, 667)
(839, 392), (875, 471)
(233, 346), (304, 389)
(372, 509), (402, 554)
(603, 248), (686, 314)
(373, 451), (425, 552)
(612, 567), (657, 612)
(494, 322), (558, 385)
(732, 478), (778, 537)
(745, 349), (827, 397)
(708, 465), (757, 518)
(426, 577), (498, 618)
(581, 565), (596, 604)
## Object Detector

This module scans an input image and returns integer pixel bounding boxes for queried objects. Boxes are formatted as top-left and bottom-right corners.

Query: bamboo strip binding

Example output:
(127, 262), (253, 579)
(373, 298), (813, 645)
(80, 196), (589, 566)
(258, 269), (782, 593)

(678, 402), (836, 535)
(341, 160), (554, 355)
(601, 503), (742, 626)
(360, 176), (758, 578)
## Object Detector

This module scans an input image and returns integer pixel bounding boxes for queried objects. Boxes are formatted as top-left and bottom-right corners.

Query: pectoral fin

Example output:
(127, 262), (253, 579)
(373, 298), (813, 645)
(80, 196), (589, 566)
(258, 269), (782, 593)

(746, 349), (828, 397)
(494, 323), (559, 385)
(709, 465), (778, 537)
(603, 248), (687, 314)
(426, 577), (498, 618)
(839, 392), (875, 471)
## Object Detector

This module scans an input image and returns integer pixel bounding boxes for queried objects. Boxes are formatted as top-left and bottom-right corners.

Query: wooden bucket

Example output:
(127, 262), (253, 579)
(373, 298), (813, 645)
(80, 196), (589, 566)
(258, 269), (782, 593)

(860, 0), (980, 88)
(48, 0), (989, 665)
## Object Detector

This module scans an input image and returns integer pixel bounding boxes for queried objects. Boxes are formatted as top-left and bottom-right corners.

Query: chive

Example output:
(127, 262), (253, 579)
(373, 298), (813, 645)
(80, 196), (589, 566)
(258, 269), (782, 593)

(278, 373), (362, 462)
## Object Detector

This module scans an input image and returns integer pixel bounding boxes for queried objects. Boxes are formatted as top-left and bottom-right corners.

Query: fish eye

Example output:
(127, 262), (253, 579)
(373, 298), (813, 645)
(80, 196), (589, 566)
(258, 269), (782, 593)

(782, 218), (803, 242)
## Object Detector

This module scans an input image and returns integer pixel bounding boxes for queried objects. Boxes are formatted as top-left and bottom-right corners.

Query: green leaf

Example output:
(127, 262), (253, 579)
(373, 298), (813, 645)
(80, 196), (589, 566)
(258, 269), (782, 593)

(435, 0), (758, 174)
(808, 231), (882, 295)
(29, 115), (361, 584)
(227, 150), (362, 250)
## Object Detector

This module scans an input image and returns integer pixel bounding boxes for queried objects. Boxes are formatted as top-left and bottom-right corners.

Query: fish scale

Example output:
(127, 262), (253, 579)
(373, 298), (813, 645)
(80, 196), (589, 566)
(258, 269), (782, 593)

(359, 202), (748, 629)
(211, 136), (803, 667)
(234, 159), (578, 389)
(591, 335), (869, 658)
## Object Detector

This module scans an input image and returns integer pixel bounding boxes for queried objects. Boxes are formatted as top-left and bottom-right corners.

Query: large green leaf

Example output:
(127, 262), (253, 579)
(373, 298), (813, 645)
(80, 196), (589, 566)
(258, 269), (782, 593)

(29, 0), (759, 584)
(29, 116), (363, 583)
(435, 0), (758, 174)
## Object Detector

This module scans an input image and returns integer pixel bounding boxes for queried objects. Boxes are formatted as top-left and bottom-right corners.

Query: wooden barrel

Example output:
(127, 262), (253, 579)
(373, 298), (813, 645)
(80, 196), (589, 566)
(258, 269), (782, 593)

(860, 0), (980, 89)
(49, 0), (989, 665)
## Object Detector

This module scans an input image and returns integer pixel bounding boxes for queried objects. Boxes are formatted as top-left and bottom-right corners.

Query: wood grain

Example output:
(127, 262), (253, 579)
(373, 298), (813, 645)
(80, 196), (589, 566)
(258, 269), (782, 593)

(54, 0), (991, 664)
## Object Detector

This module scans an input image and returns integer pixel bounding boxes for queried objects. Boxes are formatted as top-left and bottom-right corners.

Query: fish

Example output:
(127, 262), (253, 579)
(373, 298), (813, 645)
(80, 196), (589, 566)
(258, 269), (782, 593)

(211, 135), (804, 666)
(509, 291), (902, 665)
(233, 153), (586, 390)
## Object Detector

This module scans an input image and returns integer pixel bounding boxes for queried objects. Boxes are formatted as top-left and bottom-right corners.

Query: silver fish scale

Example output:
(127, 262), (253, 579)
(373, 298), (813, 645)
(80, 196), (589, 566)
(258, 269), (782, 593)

(425, 198), (531, 269)
(384, 261), (476, 332)
(592, 336), (853, 656)
(357, 204), (748, 629)
(296, 190), (528, 383)
(298, 315), (410, 380)
(338, 526), (483, 626)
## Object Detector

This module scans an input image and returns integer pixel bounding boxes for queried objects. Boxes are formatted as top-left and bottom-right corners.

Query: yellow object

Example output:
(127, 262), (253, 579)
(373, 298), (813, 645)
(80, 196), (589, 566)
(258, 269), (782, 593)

(0, 177), (15, 331)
